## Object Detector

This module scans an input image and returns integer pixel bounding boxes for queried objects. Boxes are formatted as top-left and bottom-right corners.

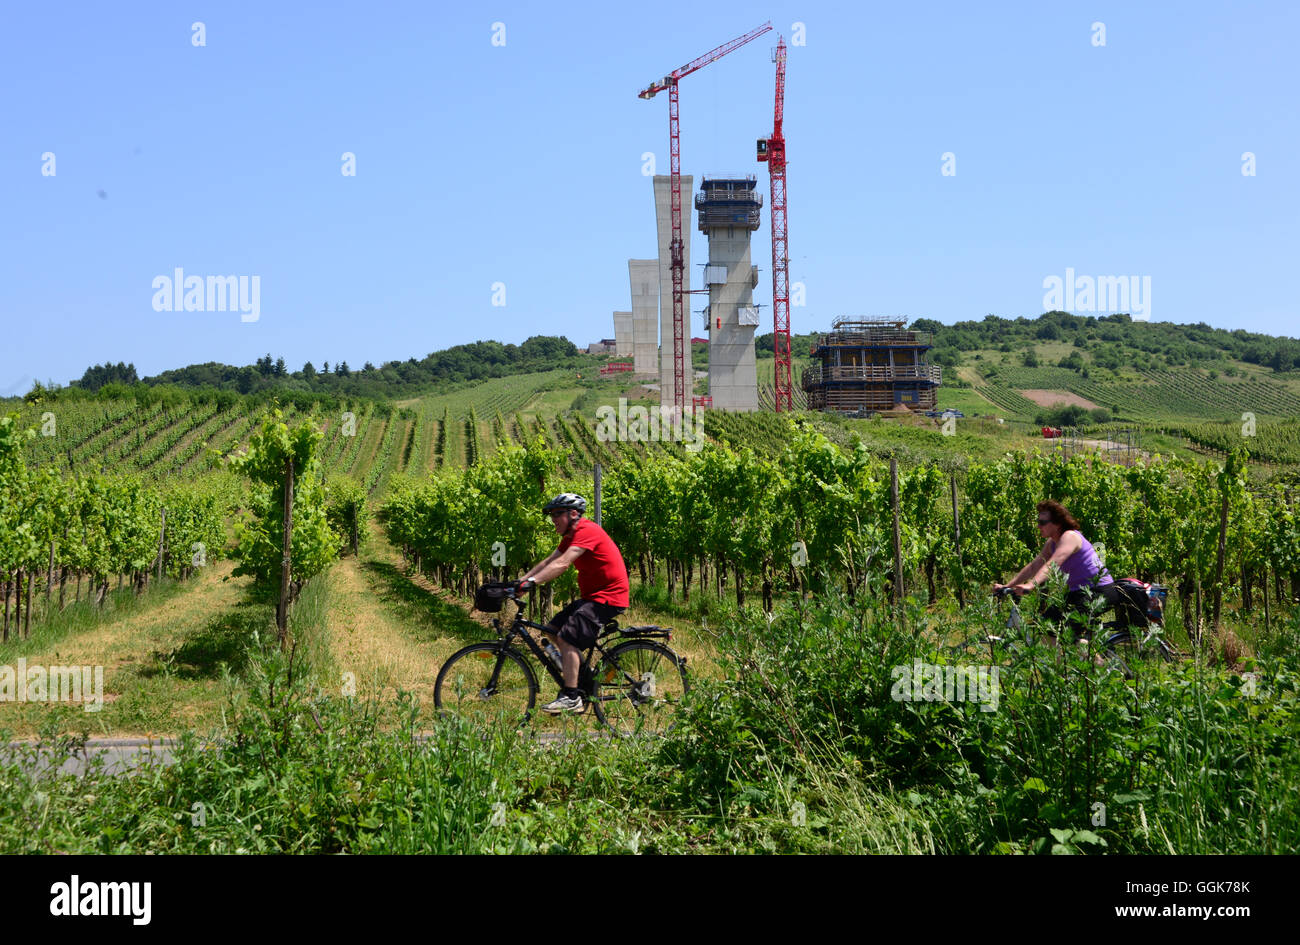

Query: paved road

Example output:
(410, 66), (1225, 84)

(4, 729), (591, 777)
(2, 738), (180, 777)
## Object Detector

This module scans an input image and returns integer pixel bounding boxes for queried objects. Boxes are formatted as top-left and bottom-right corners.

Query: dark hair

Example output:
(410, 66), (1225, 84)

(1037, 500), (1081, 532)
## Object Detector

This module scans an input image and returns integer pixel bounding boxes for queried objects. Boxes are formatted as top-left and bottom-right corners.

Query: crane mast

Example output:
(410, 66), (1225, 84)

(757, 37), (792, 412)
(638, 21), (772, 411)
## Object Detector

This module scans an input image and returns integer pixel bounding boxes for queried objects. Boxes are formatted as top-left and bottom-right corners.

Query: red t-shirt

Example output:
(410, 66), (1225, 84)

(558, 518), (629, 608)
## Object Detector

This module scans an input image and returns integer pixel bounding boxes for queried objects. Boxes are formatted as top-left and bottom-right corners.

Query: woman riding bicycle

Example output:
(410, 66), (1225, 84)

(993, 500), (1124, 641)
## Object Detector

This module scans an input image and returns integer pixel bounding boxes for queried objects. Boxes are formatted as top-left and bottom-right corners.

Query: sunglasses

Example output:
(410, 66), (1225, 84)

(1037, 518), (1052, 525)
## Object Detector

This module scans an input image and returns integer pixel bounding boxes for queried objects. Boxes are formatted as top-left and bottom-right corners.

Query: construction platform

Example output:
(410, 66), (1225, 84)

(803, 317), (941, 412)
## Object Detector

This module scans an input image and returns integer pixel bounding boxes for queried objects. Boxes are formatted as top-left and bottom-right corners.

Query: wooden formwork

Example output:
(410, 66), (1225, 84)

(805, 384), (937, 412)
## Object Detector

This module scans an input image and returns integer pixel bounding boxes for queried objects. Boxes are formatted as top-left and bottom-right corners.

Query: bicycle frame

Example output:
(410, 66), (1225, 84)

(486, 599), (673, 693)
(1099, 621), (1172, 654)
(987, 590), (1034, 650)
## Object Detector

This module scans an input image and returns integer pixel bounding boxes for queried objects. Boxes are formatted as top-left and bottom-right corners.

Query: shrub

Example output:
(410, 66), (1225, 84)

(324, 476), (369, 555)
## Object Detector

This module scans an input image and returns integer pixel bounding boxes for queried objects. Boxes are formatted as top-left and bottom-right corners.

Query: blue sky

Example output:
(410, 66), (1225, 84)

(2, 1), (1296, 388)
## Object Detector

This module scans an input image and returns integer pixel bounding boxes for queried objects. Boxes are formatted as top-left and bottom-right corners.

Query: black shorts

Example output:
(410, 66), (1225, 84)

(548, 599), (625, 650)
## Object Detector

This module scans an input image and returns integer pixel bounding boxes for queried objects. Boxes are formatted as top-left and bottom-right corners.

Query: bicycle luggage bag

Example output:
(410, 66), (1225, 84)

(1116, 578), (1165, 626)
(474, 581), (517, 613)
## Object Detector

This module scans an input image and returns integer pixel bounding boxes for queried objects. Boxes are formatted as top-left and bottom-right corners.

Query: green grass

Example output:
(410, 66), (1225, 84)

(935, 386), (999, 416)
(3, 585), (1295, 854)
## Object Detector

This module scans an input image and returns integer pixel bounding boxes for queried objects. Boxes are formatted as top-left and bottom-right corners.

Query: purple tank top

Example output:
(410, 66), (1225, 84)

(1057, 532), (1112, 591)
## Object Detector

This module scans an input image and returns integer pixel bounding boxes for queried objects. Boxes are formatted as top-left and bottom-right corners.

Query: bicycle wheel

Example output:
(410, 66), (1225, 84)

(1140, 625), (1181, 662)
(1095, 640), (1132, 679)
(1102, 628), (1179, 669)
(590, 640), (688, 736)
(434, 643), (537, 725)
(940, 633), (996, 663)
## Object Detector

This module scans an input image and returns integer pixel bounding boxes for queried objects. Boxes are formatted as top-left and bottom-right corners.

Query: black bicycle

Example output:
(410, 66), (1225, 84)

(434, 583), (689, 735)
(1094, 583), (1180, 672)
(943, 586), (1038, 666)
(947, 586), (1179, 675)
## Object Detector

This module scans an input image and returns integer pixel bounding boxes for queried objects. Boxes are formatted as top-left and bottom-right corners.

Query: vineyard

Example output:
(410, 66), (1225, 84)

(8, 369), (610, 492)
(17, 354), (1300, 502)
(969, 364), (1300, 423)
(1156, 417), (1300, 466)
(3, 370), (1300, 855)
(0, 415), (232, 640)
(969, 382), (1041, 417)
(754, 357), (809, 410)
(379, 419), (1300, 638)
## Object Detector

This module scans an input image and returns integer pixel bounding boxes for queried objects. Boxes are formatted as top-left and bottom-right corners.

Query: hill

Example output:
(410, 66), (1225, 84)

(10, 313), (1300, 484)
(67, 336), (594, 399)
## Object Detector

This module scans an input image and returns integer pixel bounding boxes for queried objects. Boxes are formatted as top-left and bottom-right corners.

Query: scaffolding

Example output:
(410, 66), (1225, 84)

(694, 177), (762, 230)
(803, 317), (940, 412)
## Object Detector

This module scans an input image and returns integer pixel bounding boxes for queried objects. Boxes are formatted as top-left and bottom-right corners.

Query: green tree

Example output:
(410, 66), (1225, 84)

(228, 412), (337, 601)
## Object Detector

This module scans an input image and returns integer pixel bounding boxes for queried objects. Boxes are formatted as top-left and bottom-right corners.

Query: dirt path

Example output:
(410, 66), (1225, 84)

(0, 561), (254, 737)
(324, 525), (495, 708)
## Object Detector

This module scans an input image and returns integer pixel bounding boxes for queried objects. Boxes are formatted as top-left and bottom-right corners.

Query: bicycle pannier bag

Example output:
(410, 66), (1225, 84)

(474, 581), (516, 613)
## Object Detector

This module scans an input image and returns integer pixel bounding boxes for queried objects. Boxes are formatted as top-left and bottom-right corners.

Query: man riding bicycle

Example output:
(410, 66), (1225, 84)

(516, 493), (629, 714)
(993, 500), (1127, 642)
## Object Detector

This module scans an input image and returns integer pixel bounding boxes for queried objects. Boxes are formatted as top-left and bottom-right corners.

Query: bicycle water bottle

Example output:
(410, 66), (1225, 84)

(543, 642), (563, 668)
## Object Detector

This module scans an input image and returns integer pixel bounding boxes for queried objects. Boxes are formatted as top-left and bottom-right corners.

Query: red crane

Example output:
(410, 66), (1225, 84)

(757, 37), (792, 412)
(638, 21), (772, 411)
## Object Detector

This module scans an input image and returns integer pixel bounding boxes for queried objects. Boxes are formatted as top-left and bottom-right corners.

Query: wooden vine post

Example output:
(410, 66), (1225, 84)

(350, 499), (359, 556)
(277, 455), (294, 650)
(156, 507), (167, 582)
(1211, 461), (1232, 630)
(890, 457), (904, 613)
(950, 473), (965, 609)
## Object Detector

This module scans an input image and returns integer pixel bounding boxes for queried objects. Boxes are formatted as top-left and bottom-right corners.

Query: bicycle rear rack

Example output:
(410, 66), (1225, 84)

(615, 624), (673, 640)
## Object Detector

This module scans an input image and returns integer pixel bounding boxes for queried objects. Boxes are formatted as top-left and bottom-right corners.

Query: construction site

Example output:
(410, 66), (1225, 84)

(803, 318), (941, 412)
(599, 21), (941, 418)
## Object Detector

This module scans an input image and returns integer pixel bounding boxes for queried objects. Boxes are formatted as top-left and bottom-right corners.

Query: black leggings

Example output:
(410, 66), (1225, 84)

(1040, 583), (1130, 640)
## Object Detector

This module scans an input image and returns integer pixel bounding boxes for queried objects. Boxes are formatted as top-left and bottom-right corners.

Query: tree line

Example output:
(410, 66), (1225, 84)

(58, 336), (589, 399)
